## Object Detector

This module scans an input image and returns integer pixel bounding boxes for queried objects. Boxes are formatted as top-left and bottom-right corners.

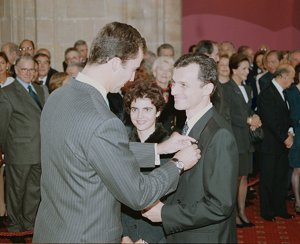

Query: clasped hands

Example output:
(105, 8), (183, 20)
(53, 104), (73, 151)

(247, 114), (262, 131)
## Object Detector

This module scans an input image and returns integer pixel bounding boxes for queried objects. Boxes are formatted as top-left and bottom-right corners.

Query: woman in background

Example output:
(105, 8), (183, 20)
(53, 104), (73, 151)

(121, 80), (167, 244)
(152, 56), (185, 133)
(222, 53), (262, 228)
(217, 54), (230, 84)
(0, 52), (14, 88)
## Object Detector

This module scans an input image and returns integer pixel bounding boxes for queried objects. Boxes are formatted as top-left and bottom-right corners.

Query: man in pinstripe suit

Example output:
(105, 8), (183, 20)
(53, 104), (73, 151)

(33, 22), (200, 243)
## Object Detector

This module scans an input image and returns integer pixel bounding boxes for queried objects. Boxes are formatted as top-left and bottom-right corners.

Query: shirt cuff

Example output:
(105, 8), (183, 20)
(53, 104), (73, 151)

(288, 127), (295, 136)
(154, 143), (161, 166)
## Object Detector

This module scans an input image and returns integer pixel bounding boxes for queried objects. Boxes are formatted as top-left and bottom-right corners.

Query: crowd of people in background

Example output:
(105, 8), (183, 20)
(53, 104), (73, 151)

(0, 25), (300, 243)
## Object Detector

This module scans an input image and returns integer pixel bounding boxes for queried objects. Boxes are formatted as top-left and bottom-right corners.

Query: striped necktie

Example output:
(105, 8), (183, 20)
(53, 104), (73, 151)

(182, 121), (189, 135)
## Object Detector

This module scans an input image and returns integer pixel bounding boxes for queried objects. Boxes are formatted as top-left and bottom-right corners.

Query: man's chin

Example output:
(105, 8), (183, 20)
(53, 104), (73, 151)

(111, 87), (121, 93)
(174, 104), (185, 111)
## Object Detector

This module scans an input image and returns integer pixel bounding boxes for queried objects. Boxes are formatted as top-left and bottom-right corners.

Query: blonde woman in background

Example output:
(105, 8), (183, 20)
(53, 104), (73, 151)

(49, 72), (69, 92)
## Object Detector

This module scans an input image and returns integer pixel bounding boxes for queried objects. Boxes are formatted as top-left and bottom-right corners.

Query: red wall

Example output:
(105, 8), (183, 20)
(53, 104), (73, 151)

(182, 0), (300, 53)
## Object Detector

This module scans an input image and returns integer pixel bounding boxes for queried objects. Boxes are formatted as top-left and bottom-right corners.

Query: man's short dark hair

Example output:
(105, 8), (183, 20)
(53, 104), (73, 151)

(157, 43), (174, 56)
(265, 50), (284, 62)
(64, 47), (79, 57)
(195, 40), (215, 56)
(33, 53), (50, 63)
(174, 53), (217, 86)
(74, 40), (87, 48)
(88, 22), (146, 65)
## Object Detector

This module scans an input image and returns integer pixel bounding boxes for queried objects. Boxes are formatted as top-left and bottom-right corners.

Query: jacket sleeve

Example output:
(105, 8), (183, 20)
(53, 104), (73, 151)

(88, 117), (180, 210)
(0, 90), (12, 149)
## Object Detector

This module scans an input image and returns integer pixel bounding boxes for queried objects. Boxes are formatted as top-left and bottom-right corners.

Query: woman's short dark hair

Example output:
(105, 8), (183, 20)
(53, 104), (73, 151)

(229, 53), (249, 76)
(124, 80), (165, 114)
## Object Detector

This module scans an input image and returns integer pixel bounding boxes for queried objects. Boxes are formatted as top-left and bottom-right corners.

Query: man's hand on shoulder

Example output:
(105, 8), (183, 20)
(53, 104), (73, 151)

(156, 132), (197, 155)
(174, 144), (201, 171)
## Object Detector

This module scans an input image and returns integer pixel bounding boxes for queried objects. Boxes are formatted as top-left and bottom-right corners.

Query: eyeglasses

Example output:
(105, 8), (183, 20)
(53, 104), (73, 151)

(19, 47), (33, 52)
(20, 68), (35, 72)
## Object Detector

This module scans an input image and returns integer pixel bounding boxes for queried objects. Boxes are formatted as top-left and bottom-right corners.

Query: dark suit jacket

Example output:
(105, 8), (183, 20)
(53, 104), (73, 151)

(33, 78), (180, 243)
(45, 67), (58, 90)
(162, 107), (239, 243)
(245, 66), (258, 109)
(257, 82), (291, 153)
(259, 72), (274, 92)
(0, 80), (45, 165)
(222, 79), (254, 153)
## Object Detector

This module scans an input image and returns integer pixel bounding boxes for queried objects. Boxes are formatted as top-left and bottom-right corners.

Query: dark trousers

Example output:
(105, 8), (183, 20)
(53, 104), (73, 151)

(5, 163), (41, 231)
(259, 152), (289, 217)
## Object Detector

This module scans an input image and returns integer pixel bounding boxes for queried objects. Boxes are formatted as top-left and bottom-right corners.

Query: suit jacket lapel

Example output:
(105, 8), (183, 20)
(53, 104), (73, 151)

(14, 81), (42, 111)
(270, 83), (289, 112)
(230, 80), (247, 103)
(177, 108), (214, 185)
(33, 83), (45, 105)
(189, 107), (214, 146)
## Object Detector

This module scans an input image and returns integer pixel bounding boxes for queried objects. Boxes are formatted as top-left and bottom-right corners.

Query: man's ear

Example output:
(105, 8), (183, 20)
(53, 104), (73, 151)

(156, 111), (161, 118)
(111, 57), (122, 72)
(204, 83), (214, 95)
(153, 70), (157, 78)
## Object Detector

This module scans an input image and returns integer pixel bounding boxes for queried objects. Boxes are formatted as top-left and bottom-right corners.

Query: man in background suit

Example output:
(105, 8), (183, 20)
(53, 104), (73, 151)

(0, 55), (45, 232)
(258, 50), (283, 92)
(143, 53), (239, 243)
(33, 22), (200, 243)
(33, 53), (58, 92)
(257, 64), (295, 221)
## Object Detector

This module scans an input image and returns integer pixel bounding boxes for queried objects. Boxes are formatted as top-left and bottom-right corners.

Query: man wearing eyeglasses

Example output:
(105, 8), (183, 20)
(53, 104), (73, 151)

(19, 39), (35, 56)
(0, 55), (46, 234)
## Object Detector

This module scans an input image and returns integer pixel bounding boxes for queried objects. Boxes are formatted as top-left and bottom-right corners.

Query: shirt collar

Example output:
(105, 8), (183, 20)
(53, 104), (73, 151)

(76, 72), (109, 106)
(272, 78), (285, 100)
(186, 102), (213, 135)
(16, 77), (33, 91)
(39, 76), (47, 85)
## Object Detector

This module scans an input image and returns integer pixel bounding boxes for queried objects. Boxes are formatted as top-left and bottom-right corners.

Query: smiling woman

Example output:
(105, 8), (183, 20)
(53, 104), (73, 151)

(122, 80), (168, 243)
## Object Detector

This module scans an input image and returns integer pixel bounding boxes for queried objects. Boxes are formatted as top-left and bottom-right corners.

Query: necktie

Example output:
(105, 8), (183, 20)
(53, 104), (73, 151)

(28, 85), (42, 110)
(182, 121), (189, 135)
(283, 90), (289, 109)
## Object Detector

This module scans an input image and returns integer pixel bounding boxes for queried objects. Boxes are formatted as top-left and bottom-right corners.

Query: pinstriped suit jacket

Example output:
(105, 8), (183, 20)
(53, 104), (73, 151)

(0, 80), (45, 165)
(33, 79), (180, 243)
